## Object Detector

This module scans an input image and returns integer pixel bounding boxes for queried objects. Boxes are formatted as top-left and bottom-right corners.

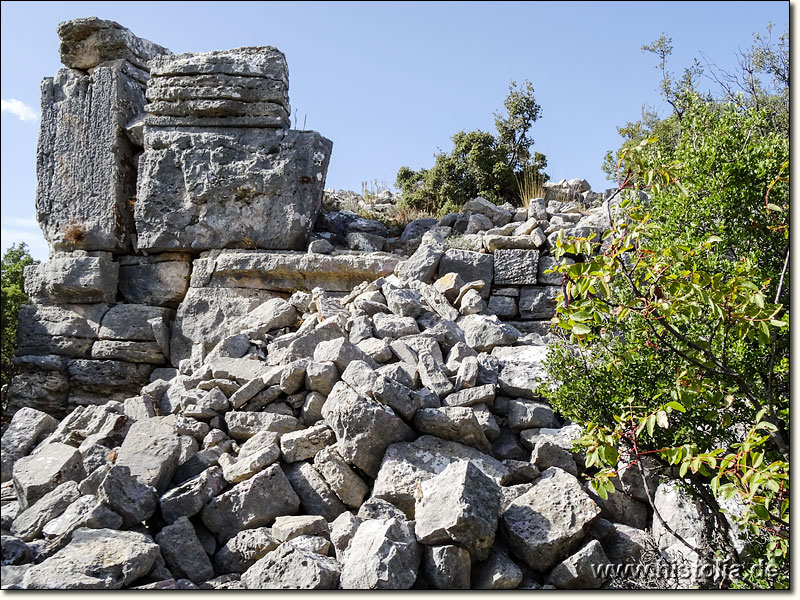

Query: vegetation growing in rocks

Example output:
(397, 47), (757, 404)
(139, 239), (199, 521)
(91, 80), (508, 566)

(540, 27), (789, 588)
(395, 80), (549, 214)
(1, 243), (38, 398)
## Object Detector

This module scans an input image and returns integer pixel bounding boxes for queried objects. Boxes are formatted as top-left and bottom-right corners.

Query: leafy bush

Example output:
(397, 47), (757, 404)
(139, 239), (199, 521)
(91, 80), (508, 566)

(2, 243), (39, 399)
(541, 28), (789, 588)
(396, 80), (548, 213)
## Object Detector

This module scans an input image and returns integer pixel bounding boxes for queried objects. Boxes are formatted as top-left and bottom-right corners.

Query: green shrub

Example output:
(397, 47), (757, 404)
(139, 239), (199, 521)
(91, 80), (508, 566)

(396, 80), (548, 214)
(2, 243), (39, 399)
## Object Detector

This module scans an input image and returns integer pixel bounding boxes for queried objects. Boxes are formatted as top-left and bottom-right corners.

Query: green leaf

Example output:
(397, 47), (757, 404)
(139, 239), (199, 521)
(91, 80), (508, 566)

(572, 323), (592, 336)
(679, 460), (689, 478)
(752, 504), (771, 521)
(665, 401), (686, 413)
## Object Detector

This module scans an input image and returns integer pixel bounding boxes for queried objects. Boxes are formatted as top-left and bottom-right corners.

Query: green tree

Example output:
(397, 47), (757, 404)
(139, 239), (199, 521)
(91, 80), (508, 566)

(541, 28), (789, 588)
(2, 243), (38, 395)
(396, 80), (548, 214)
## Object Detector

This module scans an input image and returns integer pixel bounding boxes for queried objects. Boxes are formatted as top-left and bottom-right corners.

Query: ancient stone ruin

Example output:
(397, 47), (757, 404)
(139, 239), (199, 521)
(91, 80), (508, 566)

(1, 17), (737, 590)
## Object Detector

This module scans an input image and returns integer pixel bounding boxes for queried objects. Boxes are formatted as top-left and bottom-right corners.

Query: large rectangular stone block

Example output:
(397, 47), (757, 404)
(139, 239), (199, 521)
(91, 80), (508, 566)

(24, 254), (119, 304)
(135, 128), (332, 252)
(16, 304), (109, 358)
(437, 249), (494, 299)
(36, 63), (146, 253)
(493, 249), (540, 286)
(67, 359), (152, 406)
(519, 286), (561, 320)
(189, 250), (401, 293)
(118, 253), (192, 307)
(5, 356), (70, 418)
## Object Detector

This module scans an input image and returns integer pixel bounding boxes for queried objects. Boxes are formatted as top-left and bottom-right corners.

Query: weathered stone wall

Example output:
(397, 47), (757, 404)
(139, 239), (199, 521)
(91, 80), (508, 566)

(7, 19), (345, 418)
(2, 17), (734, 593)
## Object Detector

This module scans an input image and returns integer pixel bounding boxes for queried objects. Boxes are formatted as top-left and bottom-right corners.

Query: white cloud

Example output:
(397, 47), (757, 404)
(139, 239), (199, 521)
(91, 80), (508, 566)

(1, 98), (38, 122)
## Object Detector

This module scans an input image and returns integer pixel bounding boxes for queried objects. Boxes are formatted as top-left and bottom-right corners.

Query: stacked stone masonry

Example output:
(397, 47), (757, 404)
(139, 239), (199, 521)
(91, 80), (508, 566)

(2, 16), (737, 592)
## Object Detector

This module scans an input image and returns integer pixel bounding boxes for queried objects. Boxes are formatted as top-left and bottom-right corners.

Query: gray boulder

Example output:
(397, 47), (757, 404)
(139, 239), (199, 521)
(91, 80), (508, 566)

(371, 435), (510, 517)
(457, 314), (519, 352)
(11, 481), (81, 542)
(160, 466), (227, 523)
(224, 411), (302, 441)
(414, 460), (500, 561)
(272, 515), (328, 541)
(463, 197), (512, 226)
(1, 407), (58, 483)
(242, 543), (340, 589)
(600, 523), (651, 565)
(507, 399), (559, 431)
(340, 517), (420, 589)
(21, 528), (160, 590)
(155, 517), (215, 583)
(284, 461), (347, 522)
(115, 417), (181, 493)
(214, 527), (279, 574)
(201, 464), (300, 542)
(502, 467), (600, 571)
(412, 407), (491, 453)
(96, 465), (158, 527)
(313, 446), (369, 509)
(279, 424), (335, 463)
(395, 229), (448, 282)
(423, 544), (471, 589)
(324, 388), (415, 478)
(546, 540), (610, 589)
(472, 547), (523, 589)
(12, 443), (85, 510)
(40, 495), (123, 539)
(519, 285), (561, 319)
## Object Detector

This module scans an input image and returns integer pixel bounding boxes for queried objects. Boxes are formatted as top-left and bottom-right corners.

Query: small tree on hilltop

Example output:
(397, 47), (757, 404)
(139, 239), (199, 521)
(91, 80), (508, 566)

(396, 80), (548, 214)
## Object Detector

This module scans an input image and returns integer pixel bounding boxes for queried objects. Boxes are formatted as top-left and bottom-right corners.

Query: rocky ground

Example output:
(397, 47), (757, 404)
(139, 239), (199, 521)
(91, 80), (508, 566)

(2, 220), (669, 589)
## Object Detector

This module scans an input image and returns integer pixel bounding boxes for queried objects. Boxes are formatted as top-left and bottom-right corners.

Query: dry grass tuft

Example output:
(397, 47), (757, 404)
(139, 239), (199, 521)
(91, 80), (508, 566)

(62, 220), (87, 245)
(516, 168), (546, 208)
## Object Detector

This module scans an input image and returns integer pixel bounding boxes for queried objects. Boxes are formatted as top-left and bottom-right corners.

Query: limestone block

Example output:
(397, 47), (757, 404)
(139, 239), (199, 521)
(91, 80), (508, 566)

(37, 64), (145, 253)
(493, 249), (539, 286)
(135, 128), (332, 252)
(117, 253), (191, 307)
(57, 17), (170, 70)
(24, 256), (118, 304)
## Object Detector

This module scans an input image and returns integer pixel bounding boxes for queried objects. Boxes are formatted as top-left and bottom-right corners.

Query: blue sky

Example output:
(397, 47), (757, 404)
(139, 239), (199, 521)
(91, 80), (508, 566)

(1, 0), (789, 261)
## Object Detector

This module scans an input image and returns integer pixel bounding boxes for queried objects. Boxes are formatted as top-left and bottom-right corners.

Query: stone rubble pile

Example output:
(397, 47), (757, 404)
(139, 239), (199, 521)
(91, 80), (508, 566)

(2, 16), (730, 590)
(4, 265), (665, 590)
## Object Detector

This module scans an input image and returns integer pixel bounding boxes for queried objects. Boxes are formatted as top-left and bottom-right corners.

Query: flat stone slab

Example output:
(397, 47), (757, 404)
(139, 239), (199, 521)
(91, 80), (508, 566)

(190, 250), (401, 293)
